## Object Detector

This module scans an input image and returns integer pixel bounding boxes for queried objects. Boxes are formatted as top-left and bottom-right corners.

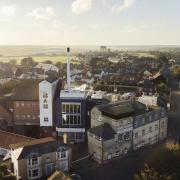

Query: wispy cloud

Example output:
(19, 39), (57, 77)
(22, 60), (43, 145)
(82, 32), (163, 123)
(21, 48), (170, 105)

(27, 7), (55, 20)
(121, 23), (159, 33)
(111, 0), (137, 13)
(0, 5), (16, 21)
(87, 23), (107, 30)
(71, 0), (92, 15)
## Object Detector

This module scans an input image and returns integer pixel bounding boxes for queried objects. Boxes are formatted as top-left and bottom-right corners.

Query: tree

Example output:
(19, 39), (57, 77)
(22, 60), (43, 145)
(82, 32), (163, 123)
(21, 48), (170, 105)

(0, 164), (7, 178)
(172, 65), (180, 79)
(145, 143), (180, 180)
(56, 62), (62, 69)
(44, 60), (52, 64)
(134, 164), (161, 180)
(1, 80), (17, 94)
(21, 57), (35, 67)
(156, 82), (169, 93)
(134, 164), (172, 180)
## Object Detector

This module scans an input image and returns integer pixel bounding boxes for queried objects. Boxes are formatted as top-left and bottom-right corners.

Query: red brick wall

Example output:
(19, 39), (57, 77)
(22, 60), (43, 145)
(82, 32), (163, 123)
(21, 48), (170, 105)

(13, 101), (40, 125)
(0, 105), (12, 126)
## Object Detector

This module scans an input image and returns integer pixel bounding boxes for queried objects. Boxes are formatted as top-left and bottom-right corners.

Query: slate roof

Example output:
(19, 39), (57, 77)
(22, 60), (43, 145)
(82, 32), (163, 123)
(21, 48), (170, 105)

(133, 107), (167, 129)
(97, 101), (147, 120)
(12, 79), (40, 101)
(9, 137), (70, 160)
(88, 123), (115, 141)
(46, 77), (59, 84)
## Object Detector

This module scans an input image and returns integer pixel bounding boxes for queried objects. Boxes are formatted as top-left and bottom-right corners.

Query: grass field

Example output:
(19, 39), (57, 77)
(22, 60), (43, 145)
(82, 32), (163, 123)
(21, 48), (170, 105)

(0, 55), (80, 65)
(127, 51), (156, 58)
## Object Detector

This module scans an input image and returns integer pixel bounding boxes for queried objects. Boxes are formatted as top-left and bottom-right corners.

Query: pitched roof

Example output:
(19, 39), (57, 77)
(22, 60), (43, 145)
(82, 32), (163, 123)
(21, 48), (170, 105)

(9, 137), (70, 159)
(88, 123), (115, 141)
(12, 79), (40, 101)
(46, 76), (59, 84)
(0, 130), (34, 149)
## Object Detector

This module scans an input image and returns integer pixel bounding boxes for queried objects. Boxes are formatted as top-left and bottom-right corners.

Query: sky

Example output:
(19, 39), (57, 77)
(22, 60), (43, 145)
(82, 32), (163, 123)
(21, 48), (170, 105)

(0, 0), (180, 45)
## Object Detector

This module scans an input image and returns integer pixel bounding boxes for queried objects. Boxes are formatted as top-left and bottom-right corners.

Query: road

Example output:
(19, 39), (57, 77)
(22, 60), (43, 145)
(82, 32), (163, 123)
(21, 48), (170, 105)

(73, 144), (164, 180)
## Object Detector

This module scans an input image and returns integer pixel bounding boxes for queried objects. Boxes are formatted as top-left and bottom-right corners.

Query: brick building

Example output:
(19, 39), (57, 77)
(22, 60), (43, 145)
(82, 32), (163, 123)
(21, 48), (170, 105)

(0, 100), (13, 131)
(12, 80), (40, 137)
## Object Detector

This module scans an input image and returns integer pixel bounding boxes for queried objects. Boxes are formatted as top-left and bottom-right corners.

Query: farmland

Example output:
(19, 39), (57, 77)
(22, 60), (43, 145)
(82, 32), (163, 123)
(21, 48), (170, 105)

(0, 55), (80, 65)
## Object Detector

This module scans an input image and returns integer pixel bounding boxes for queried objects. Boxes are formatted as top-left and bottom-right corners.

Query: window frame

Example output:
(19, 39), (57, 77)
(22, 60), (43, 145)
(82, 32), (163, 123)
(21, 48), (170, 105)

(61, 102), (81, 126)
(56, 149), (67, 160)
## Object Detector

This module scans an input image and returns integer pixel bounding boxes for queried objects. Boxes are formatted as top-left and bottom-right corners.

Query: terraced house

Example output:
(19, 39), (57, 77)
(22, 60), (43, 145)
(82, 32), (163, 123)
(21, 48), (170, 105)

(88, 101), (167, 164)
(10, 137), (71, 180)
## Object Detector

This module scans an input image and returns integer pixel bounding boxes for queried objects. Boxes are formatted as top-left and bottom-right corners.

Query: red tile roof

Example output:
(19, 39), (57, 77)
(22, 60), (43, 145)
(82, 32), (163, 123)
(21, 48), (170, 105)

(0, 130), (35, 149)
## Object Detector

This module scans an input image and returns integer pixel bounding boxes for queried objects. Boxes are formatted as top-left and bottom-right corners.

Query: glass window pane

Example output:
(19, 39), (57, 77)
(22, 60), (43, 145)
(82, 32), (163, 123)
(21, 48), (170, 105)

(70, 115), (73, 124)
(70, 104), (73, 113)
(66, 104), (69, 113)
(74, 116), (77, 124)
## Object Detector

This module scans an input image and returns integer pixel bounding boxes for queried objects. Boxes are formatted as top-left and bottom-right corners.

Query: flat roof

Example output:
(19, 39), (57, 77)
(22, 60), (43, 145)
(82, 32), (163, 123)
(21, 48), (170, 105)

(60, 90), (86, 99)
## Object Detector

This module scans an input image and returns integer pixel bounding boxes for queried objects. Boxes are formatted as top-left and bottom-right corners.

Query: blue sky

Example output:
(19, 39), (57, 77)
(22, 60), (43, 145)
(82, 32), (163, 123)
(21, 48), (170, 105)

(0, 0), (180, 45)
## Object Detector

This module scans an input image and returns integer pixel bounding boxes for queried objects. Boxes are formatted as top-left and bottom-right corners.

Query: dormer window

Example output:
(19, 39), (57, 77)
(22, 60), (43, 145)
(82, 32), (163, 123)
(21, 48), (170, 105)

(57, 148), (67, 160)
(97, 115), (102, 122)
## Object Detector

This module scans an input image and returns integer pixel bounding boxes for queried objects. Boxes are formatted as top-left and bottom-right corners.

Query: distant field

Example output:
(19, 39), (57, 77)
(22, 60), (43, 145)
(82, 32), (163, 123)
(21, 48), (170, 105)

(0, 55), (80, 64)
(127, 51), (156, 58)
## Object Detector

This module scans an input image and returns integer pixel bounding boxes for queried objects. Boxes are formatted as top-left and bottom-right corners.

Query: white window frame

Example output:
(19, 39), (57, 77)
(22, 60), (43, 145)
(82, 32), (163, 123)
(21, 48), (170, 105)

(27, 168), (40, 179)
(27, 155), (40, 167)
(56, 150), (67, 160)
(61, 102), (81, 126)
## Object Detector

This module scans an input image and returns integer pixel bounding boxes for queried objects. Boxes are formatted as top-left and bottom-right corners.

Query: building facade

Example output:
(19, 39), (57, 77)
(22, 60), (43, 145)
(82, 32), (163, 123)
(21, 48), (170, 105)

(39, 78), (60, 133)
(10, 137), (71, 180)
(88, 101), (168, 164)
(0, 102), (13, 131)
(12, 80), (40, 137)
(133, 107), (167, 150)
(56, 90), (87, 143)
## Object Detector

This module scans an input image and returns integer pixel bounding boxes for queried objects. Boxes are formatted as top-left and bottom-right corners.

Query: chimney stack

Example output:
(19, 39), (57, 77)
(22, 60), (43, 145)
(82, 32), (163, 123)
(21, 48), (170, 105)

(67, 47), (71, 92)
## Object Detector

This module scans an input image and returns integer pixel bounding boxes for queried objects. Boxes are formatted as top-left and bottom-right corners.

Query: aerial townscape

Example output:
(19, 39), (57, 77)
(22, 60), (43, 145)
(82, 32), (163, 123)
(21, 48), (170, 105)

(0, 0), (180, 180)
(0, 45), (179, 180)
